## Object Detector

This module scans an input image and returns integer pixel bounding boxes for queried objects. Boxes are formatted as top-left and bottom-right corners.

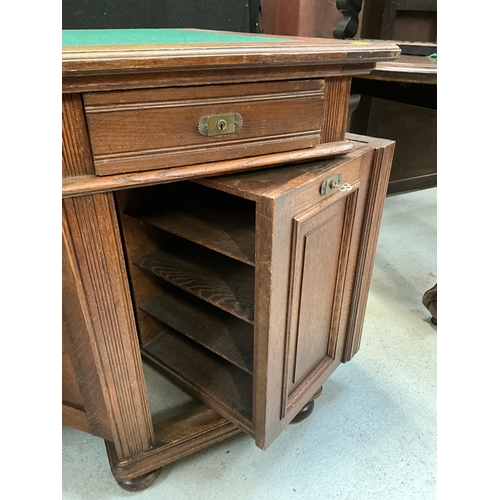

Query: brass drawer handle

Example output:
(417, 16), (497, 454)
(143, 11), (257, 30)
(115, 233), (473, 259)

(198, 113), (243, 137)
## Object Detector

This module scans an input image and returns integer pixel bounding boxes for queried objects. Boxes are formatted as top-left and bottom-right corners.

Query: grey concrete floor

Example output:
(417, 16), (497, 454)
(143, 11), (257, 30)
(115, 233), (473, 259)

(62, 187), (437, 499)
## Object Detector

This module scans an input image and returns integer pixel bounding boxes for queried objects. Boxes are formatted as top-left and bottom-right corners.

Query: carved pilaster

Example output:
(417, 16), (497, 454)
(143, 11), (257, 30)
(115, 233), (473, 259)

(63, 192), (155, 460)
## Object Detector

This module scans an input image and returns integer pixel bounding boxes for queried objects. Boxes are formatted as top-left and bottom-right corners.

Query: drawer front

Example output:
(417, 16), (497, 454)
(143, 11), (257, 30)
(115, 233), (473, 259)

(83, 80), (325, 176)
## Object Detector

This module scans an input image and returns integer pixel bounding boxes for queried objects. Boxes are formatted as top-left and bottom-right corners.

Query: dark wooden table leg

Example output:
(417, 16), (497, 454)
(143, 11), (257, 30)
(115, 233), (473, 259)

(422, 283), (437, 325)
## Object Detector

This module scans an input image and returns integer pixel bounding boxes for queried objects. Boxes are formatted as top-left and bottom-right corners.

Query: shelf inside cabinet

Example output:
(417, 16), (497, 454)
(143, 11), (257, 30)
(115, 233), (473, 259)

(134, 240), (255, 324)
(142, 327), (254, 426)
(141, 285), (254, 374)
(126, 186), (256, 266)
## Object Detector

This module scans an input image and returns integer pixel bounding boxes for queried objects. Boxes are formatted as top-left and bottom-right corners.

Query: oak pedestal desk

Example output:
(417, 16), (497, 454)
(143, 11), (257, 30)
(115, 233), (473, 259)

(62, 29), (398, 491)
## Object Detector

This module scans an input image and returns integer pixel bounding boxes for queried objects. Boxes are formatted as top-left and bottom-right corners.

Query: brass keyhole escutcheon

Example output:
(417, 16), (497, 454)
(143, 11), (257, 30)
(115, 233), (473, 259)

(217, 119), (227, 131)
(198, 113), (243, 137)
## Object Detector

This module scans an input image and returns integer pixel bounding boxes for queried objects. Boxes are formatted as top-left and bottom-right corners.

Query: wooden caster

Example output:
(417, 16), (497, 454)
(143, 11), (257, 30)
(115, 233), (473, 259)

(115, 468), (162, 492)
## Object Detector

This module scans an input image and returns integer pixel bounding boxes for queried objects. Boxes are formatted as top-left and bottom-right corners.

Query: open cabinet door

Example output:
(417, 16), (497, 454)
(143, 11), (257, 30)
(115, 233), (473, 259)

(115, 136), (394, 450)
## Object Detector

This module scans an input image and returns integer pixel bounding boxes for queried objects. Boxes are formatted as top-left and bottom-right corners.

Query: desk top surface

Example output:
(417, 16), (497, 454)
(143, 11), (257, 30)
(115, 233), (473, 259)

(62, 28), (400, 75)
(62, 29), (294, 47)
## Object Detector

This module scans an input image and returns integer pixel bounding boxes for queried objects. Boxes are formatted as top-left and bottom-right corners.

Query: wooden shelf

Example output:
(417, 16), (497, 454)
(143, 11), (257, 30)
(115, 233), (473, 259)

(141, 286), (254, 374)
(127, 190), (256, 266)
(135, 240), (255, 324)
(142, 328), (253, 426)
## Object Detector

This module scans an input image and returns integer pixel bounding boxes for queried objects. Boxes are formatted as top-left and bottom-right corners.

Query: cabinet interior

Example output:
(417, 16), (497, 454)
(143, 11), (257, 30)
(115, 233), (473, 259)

(116, 182), (258, 431)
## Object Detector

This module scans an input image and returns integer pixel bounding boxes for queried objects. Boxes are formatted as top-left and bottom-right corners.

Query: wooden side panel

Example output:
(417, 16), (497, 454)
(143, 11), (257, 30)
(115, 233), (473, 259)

(321, 76), (352, 143)
(63, 231), (112, 439)
(253, 194), (296, 450)
(63, 405), (92, 434)
(62, 93), (95, 178)
(343, 140), (395, 361)
(63, 193), (155, 460)
(62, 325), (84, 409)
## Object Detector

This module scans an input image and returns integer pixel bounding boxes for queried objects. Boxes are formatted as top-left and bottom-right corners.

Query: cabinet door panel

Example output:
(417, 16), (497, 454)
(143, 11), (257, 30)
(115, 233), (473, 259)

(290, 200), (345, 387)
(284, 195), (348, 405)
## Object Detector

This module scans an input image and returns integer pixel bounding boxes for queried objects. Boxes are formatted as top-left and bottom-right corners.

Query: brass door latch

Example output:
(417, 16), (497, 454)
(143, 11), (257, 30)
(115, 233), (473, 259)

(320, 173), (342, 196)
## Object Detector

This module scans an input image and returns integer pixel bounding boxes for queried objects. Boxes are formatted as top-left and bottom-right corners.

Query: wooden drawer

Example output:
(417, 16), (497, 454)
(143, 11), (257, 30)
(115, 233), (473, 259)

(83, 80), (325, 176)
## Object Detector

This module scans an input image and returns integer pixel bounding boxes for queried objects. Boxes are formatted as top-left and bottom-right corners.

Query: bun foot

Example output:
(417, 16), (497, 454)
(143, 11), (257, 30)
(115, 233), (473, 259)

(291, 400), (315, 423)
(291, 386), (323, 424)
(115, 468), (162, 492)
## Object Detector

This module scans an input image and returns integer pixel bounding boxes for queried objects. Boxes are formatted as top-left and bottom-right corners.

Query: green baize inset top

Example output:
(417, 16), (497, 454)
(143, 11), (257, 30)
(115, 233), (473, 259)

(62, 29), (294, 47)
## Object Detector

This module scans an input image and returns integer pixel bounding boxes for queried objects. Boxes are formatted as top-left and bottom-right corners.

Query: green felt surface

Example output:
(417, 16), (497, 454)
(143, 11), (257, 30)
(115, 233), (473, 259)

(62, 29), (293, 47)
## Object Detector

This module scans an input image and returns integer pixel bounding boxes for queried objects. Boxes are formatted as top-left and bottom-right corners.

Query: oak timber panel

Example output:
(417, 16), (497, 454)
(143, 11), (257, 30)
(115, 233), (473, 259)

(126, 184), (256, 266)
(83, 80), (325, 175)
(62, 405), (92, 435)
(63, 193), (155, 460)
(282, 185), (359, 418)
(115, 188), (178, 347)
(63, 141), (355, 199)
(142, 328), (254, 431)
(140, 287), (254, 374)
(62, 325), (84, 409)
(106, 405), (241, 482)
(62, 224), (111, 440)
(196, 148), (361, 210)
(196, 147), (377, 449)
(252, 194), (296, 449)
(62, 93), (95, 178)
(287, 198), (345, 388)
(135, 242), (255, 324)
(343, 139), (395, 361)
(321, 77), (352, 143)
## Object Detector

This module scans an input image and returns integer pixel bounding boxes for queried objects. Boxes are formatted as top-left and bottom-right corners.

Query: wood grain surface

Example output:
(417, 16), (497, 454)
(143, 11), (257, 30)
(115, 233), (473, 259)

(135, 241), (255, 324)
(141, 287), (254, 374)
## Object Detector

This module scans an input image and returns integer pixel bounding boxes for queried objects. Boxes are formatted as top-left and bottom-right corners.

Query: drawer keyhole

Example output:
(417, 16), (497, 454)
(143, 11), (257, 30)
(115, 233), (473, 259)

(198, 113), (243, 136)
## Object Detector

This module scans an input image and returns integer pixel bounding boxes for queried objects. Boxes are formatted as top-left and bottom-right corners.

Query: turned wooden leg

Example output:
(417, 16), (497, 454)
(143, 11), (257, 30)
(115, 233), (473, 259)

(115, 468), (162, 492)
(422, 283), (437, 325)
(291, 386), (323, 424)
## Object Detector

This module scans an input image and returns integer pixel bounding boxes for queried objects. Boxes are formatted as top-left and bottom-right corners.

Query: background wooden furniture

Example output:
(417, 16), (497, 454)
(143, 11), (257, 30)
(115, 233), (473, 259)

(260, 0), (437, 194)
(62, 0), (263, 33)
(260, 0), (344, 38)
(62, 30), (398, 490)
(360, 0), (436, 43)
(349, 46), (436, 193)
(348, 0), (437, 193)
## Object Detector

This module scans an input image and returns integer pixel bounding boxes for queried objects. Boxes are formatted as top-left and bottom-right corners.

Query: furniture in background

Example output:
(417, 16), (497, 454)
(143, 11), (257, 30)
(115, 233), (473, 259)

(342, 1), (437, 321)
(359, 0), (436, 42)
(260, 0), (437, 194)
(62, 0), (263, 33)
(62, 29), (398, 490)
(345, 0), (437, 194)
(349, 43), (436, 194)
(260, 0), (344, 38)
